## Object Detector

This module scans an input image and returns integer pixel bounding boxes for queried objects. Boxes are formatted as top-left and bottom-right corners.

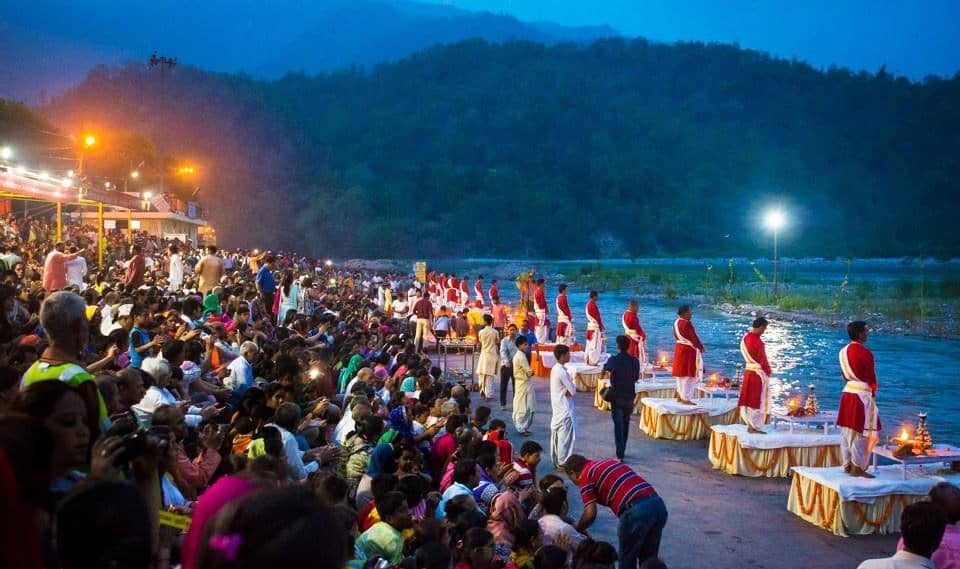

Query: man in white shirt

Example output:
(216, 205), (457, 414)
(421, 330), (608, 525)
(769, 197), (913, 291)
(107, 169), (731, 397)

(132, 357), (212, 427)
(267, 402), (319, 481)
(64, 246), (87, 290)
(224, 341), (258, 396)
(857, 502), (945, 569)
(549, 344), (577, 469)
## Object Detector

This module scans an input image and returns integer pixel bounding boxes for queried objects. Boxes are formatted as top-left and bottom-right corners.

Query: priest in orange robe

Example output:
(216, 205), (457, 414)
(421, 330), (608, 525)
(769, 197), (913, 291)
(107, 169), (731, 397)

(533, 278), (548, 343)
(585, 290), (605, 365)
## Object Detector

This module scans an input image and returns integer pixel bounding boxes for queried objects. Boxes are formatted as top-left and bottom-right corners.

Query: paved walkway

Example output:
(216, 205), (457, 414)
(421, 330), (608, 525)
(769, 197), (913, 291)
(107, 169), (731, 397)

(476, 372), (898, 569)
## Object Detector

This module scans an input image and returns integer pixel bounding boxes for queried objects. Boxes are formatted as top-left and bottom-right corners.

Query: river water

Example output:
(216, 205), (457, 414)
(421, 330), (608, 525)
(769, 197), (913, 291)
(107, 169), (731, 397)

(433, 260), (960, 445)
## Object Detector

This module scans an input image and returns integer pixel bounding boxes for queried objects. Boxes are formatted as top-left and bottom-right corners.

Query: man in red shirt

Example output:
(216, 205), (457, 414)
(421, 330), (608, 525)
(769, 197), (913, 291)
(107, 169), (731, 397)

(412, 291), (434, 354)
(672, 305), (704, 405)
(836, 320), (880, 478)
(738, 317), (773, 433)
(563, 454), (667, 569)
(125, 244), (146, 288)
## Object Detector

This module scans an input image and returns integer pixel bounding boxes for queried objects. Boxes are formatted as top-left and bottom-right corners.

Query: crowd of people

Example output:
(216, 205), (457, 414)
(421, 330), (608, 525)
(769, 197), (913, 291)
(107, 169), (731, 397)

(0, 210), (674, 569)
(0, 207), (956, 569)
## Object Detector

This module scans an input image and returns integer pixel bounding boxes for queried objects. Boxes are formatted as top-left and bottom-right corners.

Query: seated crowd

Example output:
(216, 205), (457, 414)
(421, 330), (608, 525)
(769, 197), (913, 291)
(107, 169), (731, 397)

(0, 226), (644, 569)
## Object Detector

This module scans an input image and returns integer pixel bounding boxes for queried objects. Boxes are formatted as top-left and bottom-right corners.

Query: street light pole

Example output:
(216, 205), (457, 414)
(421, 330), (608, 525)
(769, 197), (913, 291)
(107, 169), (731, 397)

(149, 53), (177, 197)
(764, 208), (786, 299)
(772, 227), (779, 297)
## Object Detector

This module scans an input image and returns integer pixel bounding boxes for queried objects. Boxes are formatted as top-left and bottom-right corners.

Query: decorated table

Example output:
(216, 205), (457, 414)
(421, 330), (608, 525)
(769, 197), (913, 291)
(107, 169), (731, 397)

(532, 349), (586, 377)
(639, 397), (739, 441)
(534, 343), (583, 353)
(709, 424), (842, 478)
(787, 465), (960, 536)
(594, 378), (676, 412)
(565, 362), (604, 392)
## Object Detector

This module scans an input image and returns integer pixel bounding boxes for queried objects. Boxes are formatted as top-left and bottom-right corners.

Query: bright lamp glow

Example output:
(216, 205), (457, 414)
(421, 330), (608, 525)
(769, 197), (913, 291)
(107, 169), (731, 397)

(83, 135), (96, 147)
(764, 209), (786, 231)
(61, 178), (73, 188)
(143, 191), (153, 200)
(38, 171), (50, 181)
(67, 170), (75, 178)
(104, 181), (111, 189)
(0, 147), (12, 160)
(130, 170), (139, 179)
(325, 259), (333, 267)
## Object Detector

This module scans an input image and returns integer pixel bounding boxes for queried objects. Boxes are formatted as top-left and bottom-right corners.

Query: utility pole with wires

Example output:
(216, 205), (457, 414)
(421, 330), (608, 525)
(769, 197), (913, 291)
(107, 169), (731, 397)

(149, 53), (177, 197)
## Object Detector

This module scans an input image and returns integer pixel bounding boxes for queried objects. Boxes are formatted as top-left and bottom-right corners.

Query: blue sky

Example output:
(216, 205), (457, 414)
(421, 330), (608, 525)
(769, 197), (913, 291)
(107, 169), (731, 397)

(424, 0), (960, 79)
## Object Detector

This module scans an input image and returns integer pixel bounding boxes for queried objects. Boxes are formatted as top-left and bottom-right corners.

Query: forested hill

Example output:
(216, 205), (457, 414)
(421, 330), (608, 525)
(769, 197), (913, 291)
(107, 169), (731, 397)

(42, 38), (960, 258)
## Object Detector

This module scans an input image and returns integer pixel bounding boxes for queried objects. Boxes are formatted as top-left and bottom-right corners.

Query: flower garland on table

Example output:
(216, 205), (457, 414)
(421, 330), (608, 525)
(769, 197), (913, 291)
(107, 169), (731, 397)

(792, 475), (841, 530)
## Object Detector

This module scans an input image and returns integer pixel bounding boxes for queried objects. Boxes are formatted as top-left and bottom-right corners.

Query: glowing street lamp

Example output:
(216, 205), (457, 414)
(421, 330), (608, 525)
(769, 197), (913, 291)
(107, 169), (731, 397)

(83, 135), (97, 148)
(176, 165), (196, 175)
(130, 170), (140, 179)
(0, 146), (12, 161)
(764, 209), (787, 296)
(325, 259), (333, 267)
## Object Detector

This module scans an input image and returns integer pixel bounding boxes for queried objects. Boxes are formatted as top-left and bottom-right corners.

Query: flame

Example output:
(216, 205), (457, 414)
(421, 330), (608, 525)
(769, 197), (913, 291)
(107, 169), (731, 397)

(658, 353), (669, 368)
(788, 398), (799, 409)
(898, 428), (910, 443)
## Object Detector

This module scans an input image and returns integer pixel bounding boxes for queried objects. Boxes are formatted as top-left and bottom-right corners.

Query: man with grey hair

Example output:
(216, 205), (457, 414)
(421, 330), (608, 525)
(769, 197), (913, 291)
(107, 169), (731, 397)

(225, 341), (258, 396)
(21, 291), (107, 435)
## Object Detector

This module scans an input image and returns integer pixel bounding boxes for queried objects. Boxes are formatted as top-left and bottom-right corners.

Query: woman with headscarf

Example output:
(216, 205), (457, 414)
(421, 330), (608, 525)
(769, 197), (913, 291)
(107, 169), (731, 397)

(487, 490), (525, 561)
(338, 353), (363, 394)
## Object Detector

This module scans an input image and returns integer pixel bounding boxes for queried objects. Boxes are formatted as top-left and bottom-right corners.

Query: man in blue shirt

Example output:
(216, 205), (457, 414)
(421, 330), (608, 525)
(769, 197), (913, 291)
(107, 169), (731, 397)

(604, 335), (640, 460)
(256, 255), (277, 321)
(518, 319), (538, 358)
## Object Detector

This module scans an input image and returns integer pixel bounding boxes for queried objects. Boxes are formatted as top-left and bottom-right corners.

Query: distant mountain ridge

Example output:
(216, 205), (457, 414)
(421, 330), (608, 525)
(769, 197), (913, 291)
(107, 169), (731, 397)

(0, 0), (618, 104)
(37, 38), (960, 257)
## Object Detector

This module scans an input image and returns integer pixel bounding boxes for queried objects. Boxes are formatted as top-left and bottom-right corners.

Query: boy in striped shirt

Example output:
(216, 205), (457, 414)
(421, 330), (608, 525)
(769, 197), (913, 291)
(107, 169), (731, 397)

(562, 454), (668, 569)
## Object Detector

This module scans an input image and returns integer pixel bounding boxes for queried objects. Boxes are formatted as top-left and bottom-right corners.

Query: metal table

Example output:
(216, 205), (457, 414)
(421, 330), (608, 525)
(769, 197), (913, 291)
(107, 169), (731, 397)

(769, 410), (838, 434)
(872, 444), (960, 480)
(439, 340), (478, 386)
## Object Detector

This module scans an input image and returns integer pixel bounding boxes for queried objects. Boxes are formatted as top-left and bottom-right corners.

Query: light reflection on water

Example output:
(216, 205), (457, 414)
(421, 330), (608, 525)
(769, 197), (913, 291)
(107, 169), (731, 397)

(435, 262), (960, 445)
(571, 290), (959, 445)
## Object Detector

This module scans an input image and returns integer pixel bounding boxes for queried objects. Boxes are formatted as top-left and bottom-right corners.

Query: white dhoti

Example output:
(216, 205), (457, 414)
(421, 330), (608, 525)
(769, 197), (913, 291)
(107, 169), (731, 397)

(840, 426), (879, 470)
(477, 374), (494, 399)
(512, 379), (536, 433)
(740, 406), (767, 430)
(675, 377), (698, 401)
(534, 309), (548, 343)
(550, 416), (576, 468)
(585, 330), (604, 366)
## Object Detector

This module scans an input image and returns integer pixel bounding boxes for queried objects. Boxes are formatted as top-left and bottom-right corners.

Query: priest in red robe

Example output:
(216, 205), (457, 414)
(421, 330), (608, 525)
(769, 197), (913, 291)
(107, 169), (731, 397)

(533, 278), (548, 343)
(672, 305), (704, 405)
(555, 284), (574, 345)
(737, 317), (772, 433)
(585, 290), (605, 365)
(489, 279), (499, 302)
(474, 276), (486, 308)
(621, 299), (647, 363)
(447, 275), (460, 305)
(459, 277), (470, 307)
(836, 320), (880, 478)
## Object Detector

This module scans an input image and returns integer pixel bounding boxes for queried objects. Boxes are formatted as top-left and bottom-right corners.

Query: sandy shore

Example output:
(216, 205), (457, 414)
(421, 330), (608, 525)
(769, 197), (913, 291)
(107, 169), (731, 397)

(469, 367), (898, 569)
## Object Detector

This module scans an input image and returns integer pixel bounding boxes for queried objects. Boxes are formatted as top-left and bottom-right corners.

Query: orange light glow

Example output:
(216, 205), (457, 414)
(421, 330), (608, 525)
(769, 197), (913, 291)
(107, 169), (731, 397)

(83, 135), (97, 147)
(788, 398), (799, 410)
(898, 428), (910, 443)
(658, 354), (668, 368)
(177, 165), (197, 175)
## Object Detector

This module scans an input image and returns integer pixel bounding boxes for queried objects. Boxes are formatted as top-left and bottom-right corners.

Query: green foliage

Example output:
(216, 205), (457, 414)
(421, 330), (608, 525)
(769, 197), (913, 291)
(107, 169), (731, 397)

(37, 39), (960, 256)
(776, 295), (822, 311)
